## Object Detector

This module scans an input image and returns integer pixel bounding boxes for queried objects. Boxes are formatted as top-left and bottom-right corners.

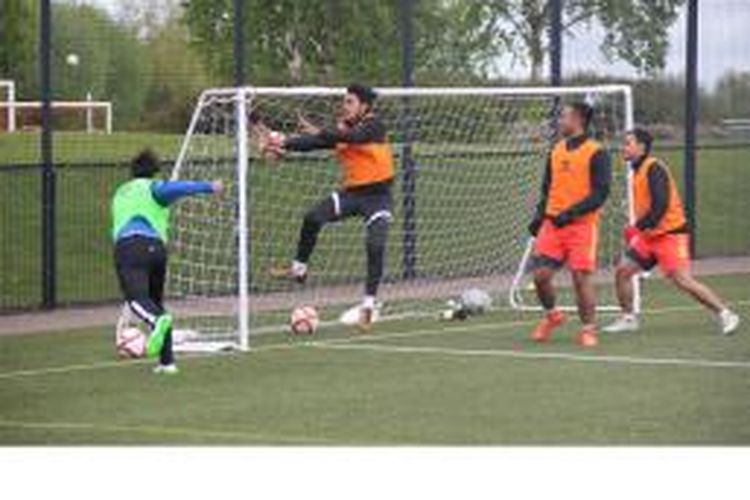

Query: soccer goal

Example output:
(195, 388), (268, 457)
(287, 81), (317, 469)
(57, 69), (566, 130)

(168, 84), (637, 351)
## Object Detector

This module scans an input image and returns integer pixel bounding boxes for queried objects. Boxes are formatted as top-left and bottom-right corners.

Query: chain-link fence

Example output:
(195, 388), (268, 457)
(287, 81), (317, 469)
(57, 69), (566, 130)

(1, 0), (748, 311)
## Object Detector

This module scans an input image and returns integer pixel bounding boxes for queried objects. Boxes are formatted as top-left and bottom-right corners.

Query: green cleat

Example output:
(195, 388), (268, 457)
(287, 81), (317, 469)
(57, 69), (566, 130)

(146, 314), (173, 358)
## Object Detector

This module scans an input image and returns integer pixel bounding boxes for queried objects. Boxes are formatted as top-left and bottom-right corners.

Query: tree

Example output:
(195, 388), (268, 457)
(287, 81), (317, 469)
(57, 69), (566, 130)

(51, 3), (152, 127)
(180, 0), (506, 86)
(0, 0), (39, 97)
(712, 71), (750, 120)
(141, 18), (214, 130)
(482, 0), (685, 81)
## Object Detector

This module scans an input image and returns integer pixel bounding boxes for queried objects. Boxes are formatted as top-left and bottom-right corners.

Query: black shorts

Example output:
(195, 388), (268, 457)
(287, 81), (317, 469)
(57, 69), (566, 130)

(333, 181), (393, 225)
(114, 235), (167, 307)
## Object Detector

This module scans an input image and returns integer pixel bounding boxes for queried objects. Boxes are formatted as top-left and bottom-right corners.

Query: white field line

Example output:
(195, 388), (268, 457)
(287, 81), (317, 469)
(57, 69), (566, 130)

(0, 301), (747, 380)
(310, 343), (750, 370)
(0, 419), (336, 444)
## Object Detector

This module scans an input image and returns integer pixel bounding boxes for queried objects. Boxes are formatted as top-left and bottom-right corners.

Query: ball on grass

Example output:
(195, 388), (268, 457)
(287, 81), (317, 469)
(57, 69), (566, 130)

(116, 326), (146, 359)
(290, 305), (319, 335)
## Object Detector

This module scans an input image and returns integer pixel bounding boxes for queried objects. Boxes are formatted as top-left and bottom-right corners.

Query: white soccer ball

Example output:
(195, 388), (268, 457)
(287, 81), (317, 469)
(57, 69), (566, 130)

(116, 326), (146, 359)
(460, 288), (492, 315)
(290, 305), (319, 335)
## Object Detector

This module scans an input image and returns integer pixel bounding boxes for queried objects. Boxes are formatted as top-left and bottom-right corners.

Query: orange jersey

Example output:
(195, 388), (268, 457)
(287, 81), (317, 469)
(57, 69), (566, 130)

(335, 141), (394, 188)
(545, 138), (604, 224)
(632, 156), (686, 236)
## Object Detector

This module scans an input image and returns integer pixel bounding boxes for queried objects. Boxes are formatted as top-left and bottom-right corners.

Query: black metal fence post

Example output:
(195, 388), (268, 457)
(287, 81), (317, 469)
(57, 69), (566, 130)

(684, 0), (698, 257)
(40, 0), (56, 309)
(549, 0), (563, 86)
(233, 0), (246, 86)
(398, 0), (417, 280)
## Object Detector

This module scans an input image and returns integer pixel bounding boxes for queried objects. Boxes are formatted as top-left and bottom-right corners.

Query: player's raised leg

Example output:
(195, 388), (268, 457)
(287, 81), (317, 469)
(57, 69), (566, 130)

(272, 194), (339, 283)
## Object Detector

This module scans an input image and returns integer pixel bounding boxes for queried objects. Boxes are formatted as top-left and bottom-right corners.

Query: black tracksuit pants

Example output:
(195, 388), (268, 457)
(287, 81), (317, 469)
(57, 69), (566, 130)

(114, 235), (173, 365)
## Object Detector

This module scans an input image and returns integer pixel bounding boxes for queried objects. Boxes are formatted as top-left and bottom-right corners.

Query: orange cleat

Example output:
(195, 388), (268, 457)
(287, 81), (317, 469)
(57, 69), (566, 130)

(575, 326), (599, 347)
(531, 309), (566, 343)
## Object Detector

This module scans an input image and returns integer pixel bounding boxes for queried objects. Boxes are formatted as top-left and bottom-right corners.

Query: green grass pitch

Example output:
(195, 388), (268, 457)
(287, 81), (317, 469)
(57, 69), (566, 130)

(0, 273), (748, 445)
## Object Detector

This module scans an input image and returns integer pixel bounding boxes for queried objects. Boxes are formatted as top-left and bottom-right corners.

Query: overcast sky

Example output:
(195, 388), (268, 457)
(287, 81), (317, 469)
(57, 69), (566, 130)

(79, 0), (750, 89)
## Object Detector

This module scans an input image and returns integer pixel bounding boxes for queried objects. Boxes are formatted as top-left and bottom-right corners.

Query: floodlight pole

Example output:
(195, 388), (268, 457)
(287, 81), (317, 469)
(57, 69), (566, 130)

(684, 0), (698, 257)
(40, 0), (56, 309)
(549, 0), (563, 86)
(399, 0), (417, 280)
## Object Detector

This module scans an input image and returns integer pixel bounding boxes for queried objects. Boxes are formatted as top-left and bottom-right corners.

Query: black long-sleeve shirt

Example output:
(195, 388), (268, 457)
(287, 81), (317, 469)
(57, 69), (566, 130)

(284, 115), (387, 152)
(533, 135), (612, 223)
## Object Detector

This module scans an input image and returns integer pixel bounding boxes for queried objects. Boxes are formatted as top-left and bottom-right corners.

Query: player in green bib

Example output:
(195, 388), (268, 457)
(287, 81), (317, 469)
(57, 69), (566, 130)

(112, 149), (222, 373)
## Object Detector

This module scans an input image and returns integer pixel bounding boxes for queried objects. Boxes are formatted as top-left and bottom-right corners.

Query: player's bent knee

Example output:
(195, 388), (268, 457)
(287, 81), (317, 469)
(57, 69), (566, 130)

(533, 267), (554, 284)
(366, 218), (389, 249)
(616, 264), (638, 280)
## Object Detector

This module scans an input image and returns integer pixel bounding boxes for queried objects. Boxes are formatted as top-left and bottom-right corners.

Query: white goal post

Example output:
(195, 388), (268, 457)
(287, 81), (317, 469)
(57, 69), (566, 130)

(168, 84), (638, 351)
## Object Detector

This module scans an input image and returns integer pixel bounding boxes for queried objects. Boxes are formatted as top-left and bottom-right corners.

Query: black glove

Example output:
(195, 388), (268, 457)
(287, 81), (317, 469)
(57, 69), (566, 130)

(552, 211), (574, 228)
(528, 215), (543, 237)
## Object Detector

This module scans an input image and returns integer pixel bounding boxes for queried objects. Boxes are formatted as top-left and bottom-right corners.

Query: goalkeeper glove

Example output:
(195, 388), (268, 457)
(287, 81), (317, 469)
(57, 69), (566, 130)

(528, 216), (543, 237)
(624, 225), (650, 260)
(262, 130), (286, 159)
(623, 225), (641, 245)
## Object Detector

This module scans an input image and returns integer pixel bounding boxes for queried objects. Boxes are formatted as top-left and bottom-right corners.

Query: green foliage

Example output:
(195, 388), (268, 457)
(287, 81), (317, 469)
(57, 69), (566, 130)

(712, 71), (750, 119)
(0, 0), (38, 95)
(481, 0), (685, 80)
(141, 20), (214, 131)
(51, 4), (152, 128)
(588, 0), (686, 75)
(181, 0), (511, 85)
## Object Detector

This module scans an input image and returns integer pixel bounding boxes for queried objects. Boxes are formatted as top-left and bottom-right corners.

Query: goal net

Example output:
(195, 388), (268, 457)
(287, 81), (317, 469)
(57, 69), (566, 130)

(168, 85), (636, 350)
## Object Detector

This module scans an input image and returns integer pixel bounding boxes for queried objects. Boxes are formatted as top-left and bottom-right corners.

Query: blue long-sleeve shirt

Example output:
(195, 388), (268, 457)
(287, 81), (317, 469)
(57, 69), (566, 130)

(115, 180), (215, 241)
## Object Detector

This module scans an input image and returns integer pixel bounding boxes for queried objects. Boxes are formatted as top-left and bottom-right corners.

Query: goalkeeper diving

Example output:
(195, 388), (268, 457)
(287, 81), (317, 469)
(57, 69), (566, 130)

(261, 84), (394, 329)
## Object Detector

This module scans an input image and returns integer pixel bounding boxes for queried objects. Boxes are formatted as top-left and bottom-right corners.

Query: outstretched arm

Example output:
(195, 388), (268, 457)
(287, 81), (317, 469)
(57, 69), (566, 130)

(283, 116), (386, 152)
(151, 180), (222, 206)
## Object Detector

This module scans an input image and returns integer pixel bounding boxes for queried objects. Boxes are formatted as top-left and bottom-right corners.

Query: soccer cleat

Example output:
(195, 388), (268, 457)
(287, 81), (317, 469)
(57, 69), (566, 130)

(153, 364), (179, 375)
(530, 309), (566, 343)
(603, 314), (640, 333)
(719, 310), (740, 336)
(269, 263), (308, 284)
(575, 326), (599, 347)
(146, 314), (173, 358)
(357, 306), (374, 332)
